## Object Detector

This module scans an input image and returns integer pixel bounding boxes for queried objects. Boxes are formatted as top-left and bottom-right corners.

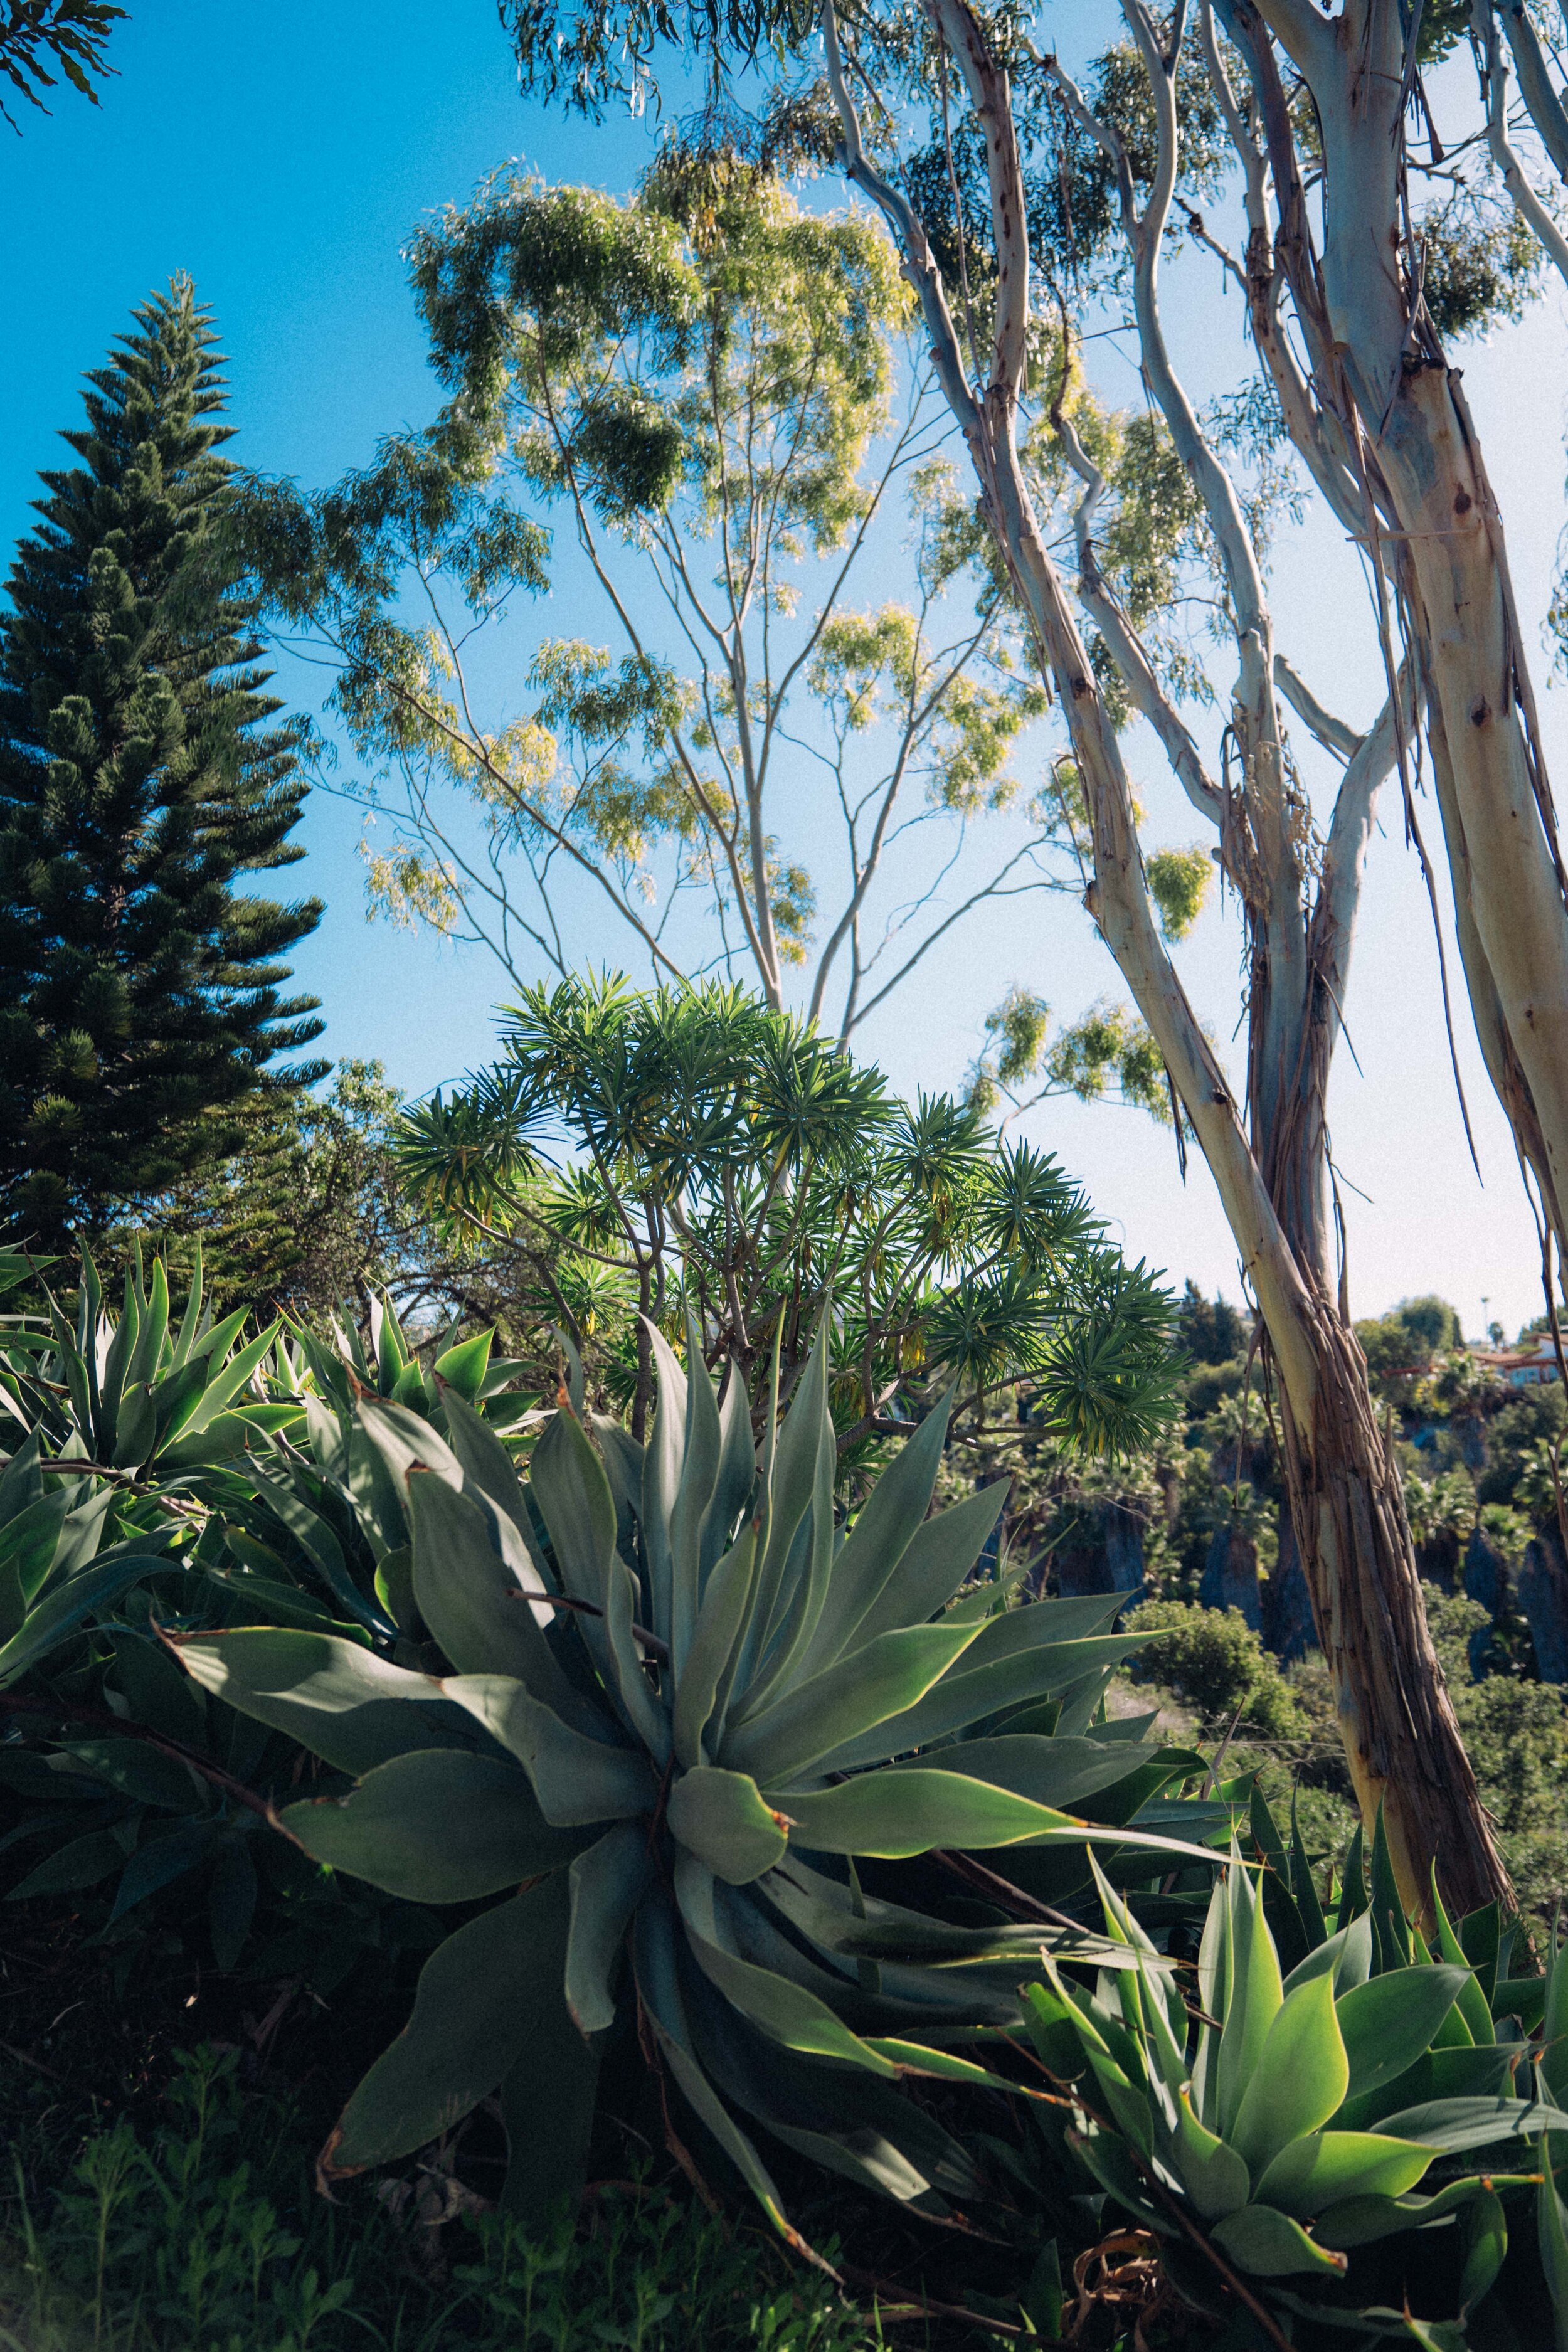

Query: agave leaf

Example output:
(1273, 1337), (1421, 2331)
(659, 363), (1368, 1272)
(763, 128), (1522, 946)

(526, 1407), (649, 1739)
(631, 1895), (812, 2261)
(496, 1975), (602, 2227)
(1173, 2091), (1251, 2219)
(1313, 2173), (1519, 2249)
(640, 1320), (688, 1652)
(564, 1820), (652, 2035)
(1281, 1910), (1375, 1997)
(797, 1392), (954, 1674)
(739, 1348), (836, 1714)
(675, 1858), (896, 2077)
(1210, 2205), (1346, 2277)
(1537, 2163), (1568, 2351)
(169, 1627), (479, 1775)
(179, 1323), (282, 1436)
(1335, 1966), (1469, 2100)
(672, 1522), (756, 1767)
(1458, 2183), (1508, 2312)
(1229, 1972), (1349, 2178)
(529, 1404), (617, 1611)
(700, 1365), (755, 1594)
(243, 1453), (387, 1636)
(667, 1765), (789, 1884)
(1069, 2126), (1165, 2232)
(60, 1736), (203, 1813)
(324, 1880), (566, 2175)
(1192, 1865), (1232, 2132)
(739, 1320), (830, 1688)
(123, 1258), (170, 1393)
(719, 1620), (982, 1785)
(0, 1549), (164, 1688)
(776, 1769), (1217, 1863)
(280, 1747), (580, 1900)
(442, 1673), (653, 1824)
(845, 1479), (1012, 1651)
(406, 1473), (569, 1693)
(885, 1733), (1180, 1813)
(668, 1306), (722, 1671)
(433, 1330), (491, 1402)
(438, 1385), (538, 1550)
(1216, 1865), (1283, 2143)
(819, 1628), (1149, 1773)
(1254, 2129), (1433, 2218)
(1540, 1923), (1568, 2109)
(1373, 2094), (1568, 2150)
(593, 1413), (645, 1552)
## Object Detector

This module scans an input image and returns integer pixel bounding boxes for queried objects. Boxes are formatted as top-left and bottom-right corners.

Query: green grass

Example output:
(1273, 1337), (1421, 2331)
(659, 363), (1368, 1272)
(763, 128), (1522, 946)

(0, 2047), (902, 2352)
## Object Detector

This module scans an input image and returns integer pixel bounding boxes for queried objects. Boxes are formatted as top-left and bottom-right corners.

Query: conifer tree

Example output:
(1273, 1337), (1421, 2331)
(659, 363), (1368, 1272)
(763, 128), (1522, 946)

(0, 278), (326, 1253)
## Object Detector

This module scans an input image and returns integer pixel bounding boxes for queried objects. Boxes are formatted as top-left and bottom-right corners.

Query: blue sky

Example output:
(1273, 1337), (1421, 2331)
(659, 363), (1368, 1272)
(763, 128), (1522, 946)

(4, 0), (1564, 1336)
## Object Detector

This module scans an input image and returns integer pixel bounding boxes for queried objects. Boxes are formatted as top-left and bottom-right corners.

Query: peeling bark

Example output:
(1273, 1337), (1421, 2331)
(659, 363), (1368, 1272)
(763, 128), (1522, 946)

(821, 0), (1512, 1917)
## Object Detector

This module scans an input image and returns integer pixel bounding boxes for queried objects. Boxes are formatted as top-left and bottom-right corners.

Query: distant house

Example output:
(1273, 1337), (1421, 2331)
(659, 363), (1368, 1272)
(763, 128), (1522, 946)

(1472, 1335), (1563, 1387)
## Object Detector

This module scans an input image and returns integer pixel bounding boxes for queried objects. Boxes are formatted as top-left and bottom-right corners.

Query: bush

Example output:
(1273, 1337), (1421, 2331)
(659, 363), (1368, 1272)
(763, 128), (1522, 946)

(1122, 1599), (1306, 1739)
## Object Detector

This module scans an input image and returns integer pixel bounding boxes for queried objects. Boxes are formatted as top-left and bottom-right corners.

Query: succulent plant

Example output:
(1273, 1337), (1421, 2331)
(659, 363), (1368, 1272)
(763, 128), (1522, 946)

(172, 1315), (1210, 2246)
(1027, 1838), (1568, 2329)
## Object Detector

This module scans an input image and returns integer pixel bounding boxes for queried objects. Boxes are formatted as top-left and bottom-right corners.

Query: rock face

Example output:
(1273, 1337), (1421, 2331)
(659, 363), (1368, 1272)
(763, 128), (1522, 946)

(1263, 1512), (1316, 1663)
(1053, 1500), (1146, 1603)
(1200, 1522), (1261, 1631)
(1520, 1527), (1568, 1685)
(1462, 1527), (1507, 1679)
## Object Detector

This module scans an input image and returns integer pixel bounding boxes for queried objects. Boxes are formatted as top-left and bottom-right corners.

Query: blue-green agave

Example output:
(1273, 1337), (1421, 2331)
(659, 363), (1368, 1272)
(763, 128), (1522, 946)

(172, 1316), (1209, 2247)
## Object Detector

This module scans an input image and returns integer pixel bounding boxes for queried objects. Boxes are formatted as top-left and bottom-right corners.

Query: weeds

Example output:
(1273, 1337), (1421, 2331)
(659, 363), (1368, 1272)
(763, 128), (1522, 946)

(0, 2049), (894, 2352)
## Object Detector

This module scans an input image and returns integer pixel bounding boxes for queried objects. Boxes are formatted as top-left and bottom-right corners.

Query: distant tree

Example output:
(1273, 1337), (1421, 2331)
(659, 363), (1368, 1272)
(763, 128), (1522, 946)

(0, 280), (326, 1254)
(1, 0), (122, 129)
(1175, 1279), (1247, 1368)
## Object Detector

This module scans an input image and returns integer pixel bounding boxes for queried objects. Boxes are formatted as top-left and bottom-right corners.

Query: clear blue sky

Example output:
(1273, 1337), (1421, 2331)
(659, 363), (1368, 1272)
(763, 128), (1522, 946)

(3, 0), (1562, 1336)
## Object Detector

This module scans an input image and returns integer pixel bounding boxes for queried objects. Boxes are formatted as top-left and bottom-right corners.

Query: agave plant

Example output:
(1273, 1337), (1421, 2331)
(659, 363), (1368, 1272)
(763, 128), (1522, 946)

(0, 1249), (265, 1688)
(198, 1292), (539, 1648)
(171, 1316), (1212, 2245)
(1027, 1840), (1568, 2333)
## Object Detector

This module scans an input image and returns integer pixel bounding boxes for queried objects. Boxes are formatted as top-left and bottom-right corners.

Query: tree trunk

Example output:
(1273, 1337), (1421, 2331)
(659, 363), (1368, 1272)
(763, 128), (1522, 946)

(1274, 1303), (1506, 1916)
(823, 0), (1512, 1922)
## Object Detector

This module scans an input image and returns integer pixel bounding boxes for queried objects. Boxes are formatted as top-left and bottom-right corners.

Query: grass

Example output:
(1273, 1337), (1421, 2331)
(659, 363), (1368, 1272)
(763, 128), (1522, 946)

(0, 2046), (906, 2352)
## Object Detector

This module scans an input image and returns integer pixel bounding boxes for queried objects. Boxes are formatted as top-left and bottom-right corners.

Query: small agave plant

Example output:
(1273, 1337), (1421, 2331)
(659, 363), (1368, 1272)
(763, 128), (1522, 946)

(172, 1316), (1208, 2246)
(1029, 1845), (1568, 2326)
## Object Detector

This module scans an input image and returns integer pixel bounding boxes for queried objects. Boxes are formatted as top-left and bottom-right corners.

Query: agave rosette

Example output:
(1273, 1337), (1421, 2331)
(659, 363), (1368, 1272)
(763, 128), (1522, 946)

(171, 1316), (1211, 2237)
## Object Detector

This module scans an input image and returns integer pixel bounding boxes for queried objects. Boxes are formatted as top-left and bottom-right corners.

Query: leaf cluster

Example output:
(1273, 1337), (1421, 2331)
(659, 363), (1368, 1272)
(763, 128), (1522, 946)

(393, 975), (1182, 1455)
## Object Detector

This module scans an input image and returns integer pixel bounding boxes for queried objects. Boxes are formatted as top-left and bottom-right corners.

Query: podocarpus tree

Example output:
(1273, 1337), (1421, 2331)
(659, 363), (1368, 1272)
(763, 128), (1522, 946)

(0, 279), (326, 1254)
(482, 0), (1568, 1917)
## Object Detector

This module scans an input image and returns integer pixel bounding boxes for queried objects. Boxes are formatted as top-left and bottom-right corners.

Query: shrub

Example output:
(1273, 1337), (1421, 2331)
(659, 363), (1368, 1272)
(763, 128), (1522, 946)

(1123, 1599), (1306, 1739)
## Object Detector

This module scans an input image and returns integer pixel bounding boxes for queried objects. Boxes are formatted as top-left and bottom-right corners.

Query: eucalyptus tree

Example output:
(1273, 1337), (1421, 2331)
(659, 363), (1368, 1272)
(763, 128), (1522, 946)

(245, 143), (1217, 1052)
(0, 0), (122, 127)
(475, 0), (1568, 1913)
(393, 972), (1182, 1454)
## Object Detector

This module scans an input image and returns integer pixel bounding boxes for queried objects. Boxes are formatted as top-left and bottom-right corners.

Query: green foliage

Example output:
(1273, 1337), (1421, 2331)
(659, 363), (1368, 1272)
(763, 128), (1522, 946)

(967, 990), (1175, 1128)
(0, 1249), (544, 1979)
(0, 281), (325, 1254)
(169, 1321), (1211, 2245)
(1177, 1283), (1248, 1369)
(105, 1061), (453, 1324)
(1419, 196), (1541, 343)
(1357, 1297), (1464, 1379)
(1144, 846), (1213, 943)
(1028, 1821), (1568, 2338)
(0, 0), (124, 129)
(2, 2045), (884, 2352)
(395, 975), (1183, 1454)
(1123, 1601), (1306, 1740)
(240, 157), (1057, 1033)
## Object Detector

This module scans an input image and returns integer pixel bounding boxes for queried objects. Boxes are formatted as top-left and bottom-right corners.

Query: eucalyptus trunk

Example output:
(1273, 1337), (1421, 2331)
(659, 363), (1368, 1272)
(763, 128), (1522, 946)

(822, 0), (1510, 1917)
